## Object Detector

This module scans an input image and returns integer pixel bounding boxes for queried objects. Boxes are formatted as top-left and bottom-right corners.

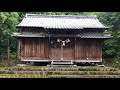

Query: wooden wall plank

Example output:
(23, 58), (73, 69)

(75, 38), (102, 60)
(22, 37), (49, 59)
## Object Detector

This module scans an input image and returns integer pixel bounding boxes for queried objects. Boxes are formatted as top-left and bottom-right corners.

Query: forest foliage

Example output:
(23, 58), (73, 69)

(0, 12), (120, 66)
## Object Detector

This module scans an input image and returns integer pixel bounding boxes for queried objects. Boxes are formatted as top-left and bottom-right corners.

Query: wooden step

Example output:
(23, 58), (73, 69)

(51, 61), (73, 65)
(48, 65), (76, 68)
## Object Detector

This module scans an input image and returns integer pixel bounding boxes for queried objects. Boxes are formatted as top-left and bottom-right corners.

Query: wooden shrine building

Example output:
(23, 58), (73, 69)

(13, 14), (112, 65)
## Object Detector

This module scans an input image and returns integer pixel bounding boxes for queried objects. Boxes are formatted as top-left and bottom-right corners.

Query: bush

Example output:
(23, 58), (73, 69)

(112, 60), (120, 68)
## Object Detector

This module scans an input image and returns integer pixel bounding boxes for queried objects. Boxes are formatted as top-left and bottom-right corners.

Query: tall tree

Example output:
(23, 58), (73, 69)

(97, 12), (120, 62)
(0, 12), (19, 64)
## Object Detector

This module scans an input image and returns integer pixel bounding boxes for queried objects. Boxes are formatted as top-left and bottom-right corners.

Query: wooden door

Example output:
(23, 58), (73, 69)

(49, 37), (74, 60)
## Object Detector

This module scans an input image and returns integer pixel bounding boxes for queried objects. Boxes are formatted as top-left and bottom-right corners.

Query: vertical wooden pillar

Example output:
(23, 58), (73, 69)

(17, 38), (21, 64)
(100, 39), (103, 62)
(74, 37), (76, 60)
(48, 36), (50, 59)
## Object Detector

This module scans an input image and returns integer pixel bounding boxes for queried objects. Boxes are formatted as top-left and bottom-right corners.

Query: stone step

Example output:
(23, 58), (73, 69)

(13, 71), (120, 75)
(48, 75), (120, 78)
(5, 67), (119, 71)
(0, 74), (44, 78)
(0, 73), (120, 78)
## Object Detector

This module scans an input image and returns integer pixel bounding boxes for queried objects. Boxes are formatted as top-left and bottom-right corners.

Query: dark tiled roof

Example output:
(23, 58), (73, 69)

(16, 14), (108, 29)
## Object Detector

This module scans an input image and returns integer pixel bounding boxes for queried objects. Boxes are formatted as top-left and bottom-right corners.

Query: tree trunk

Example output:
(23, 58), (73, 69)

(0, 55), (1, 63)
(7, 38), (10, 63)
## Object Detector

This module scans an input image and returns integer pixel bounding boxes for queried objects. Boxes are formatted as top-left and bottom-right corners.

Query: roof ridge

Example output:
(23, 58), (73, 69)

(25, 13), (97, 19)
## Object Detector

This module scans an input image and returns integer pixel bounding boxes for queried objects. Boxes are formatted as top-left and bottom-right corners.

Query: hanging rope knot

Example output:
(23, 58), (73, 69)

(57, 38), (70, 46)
